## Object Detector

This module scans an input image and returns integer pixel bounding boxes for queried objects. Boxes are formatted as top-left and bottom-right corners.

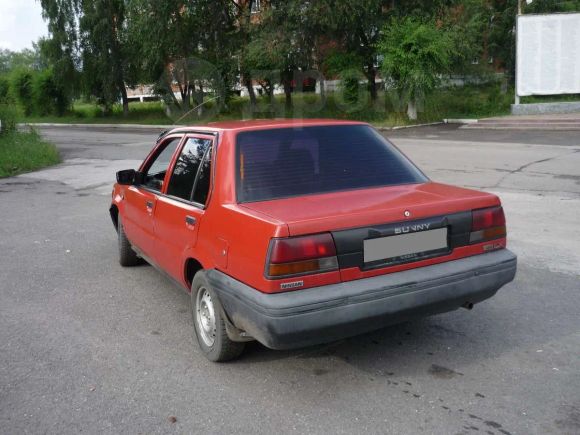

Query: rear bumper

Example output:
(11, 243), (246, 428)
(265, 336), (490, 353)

(208, 250), (517, 350)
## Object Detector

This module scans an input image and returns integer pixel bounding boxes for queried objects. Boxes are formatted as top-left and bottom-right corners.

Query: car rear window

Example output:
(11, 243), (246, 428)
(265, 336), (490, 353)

(236, 125), (428, 202)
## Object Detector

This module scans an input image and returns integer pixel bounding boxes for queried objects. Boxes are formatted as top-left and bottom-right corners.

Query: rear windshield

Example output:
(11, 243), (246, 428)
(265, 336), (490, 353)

(236, 125), (428, 203)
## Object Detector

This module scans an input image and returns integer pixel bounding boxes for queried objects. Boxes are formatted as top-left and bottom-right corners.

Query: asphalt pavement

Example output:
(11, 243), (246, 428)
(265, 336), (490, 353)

(1, 124), (579, 434)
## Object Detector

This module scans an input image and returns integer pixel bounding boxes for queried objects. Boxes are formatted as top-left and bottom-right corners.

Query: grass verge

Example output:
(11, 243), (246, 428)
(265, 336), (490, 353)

(23, 101), (171, 125)
(21, 83), (515, 126)
(0, 130), (60, 178)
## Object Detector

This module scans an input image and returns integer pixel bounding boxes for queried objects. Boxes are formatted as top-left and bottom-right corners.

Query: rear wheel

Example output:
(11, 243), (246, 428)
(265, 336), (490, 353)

(191, 272), (245, 362)
(117, 216), (139, 267)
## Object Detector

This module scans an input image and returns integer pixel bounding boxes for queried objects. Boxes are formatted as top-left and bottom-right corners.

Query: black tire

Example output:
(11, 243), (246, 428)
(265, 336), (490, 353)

(191, 272), (245, 362)
(118, 216), (140, 267)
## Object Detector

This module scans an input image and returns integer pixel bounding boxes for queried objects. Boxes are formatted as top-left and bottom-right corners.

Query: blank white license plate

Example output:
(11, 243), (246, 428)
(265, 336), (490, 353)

(364, 227), (448, 263)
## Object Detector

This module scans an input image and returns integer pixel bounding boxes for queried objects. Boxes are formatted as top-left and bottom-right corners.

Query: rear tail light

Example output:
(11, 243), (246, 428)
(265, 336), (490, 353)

(266, 233), (338, 278)
(470, 206), (506, 243)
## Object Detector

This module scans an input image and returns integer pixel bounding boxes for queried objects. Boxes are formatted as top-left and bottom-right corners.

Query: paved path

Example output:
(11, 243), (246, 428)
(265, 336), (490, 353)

(1, 125), (579, 434)
(461, 112), (580, 130)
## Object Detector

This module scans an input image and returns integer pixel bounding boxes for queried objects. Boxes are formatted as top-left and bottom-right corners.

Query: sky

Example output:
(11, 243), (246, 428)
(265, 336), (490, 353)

(0, 0), (48, 51)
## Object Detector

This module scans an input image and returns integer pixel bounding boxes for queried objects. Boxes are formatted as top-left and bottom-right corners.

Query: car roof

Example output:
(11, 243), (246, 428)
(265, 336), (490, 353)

(163, 119), (369, 137)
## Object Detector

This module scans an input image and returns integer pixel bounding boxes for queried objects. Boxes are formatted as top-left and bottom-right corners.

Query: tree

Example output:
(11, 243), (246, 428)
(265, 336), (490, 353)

(311, 0), (390, 102)
(0, 47), (44, 74)
(486, 0), (517, 80)
(40, 0), (135, 115)
(318, 0), (486, 102)
(192, 0), (239, 106)
(39, 0), (80, 105)
(525, 0), (580, 13)
(128, 0), (200, 112)
(127, 0), (235, 118)
(244, 1), (316, 110)
(440, 1), (492, 74)
(79, 0), (134, 116)
(378, 17), (454, 120)
(230, 0), (260, 108)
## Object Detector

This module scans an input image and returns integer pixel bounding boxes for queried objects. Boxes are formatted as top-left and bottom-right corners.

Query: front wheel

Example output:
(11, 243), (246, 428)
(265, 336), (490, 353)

(191, 272), (245, 362)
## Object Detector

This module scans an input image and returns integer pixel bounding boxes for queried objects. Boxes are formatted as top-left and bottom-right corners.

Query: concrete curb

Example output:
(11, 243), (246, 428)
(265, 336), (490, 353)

(17, 123), (177, 134)
(372, 121), (447, 131)
(460, 125), (580, 131)
(444, 118), (479, 124)
(511, 101), (580, 116)
(392, 121), (445, 130)
(19, 122), (176, 130)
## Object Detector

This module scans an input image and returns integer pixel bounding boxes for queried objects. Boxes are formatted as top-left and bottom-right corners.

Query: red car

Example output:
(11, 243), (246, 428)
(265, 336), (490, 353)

(111, 120), (517, 361)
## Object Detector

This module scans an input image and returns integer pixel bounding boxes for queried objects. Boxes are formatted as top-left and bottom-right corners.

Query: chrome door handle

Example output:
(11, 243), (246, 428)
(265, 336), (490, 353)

(185, 216), (197, 226)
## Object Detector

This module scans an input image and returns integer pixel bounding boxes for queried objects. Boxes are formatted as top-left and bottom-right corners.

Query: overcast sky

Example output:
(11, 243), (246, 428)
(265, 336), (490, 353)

(0, 0), (48, 51)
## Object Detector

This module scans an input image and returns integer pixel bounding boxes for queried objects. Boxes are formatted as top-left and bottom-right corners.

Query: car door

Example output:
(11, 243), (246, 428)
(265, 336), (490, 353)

(123, 135), (183, 257)
(153, 134), (215, 284)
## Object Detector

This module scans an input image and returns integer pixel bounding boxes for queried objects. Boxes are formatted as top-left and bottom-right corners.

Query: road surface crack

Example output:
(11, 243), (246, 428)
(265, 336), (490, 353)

(493, 149), (579, 188)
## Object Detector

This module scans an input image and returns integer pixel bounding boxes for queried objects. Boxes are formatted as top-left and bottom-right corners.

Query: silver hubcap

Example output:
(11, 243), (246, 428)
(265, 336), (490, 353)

(195, 287), (216, 347)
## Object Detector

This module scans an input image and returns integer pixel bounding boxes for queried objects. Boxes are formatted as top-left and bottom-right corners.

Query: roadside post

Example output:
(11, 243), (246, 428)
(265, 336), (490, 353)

(514, 0), (523, 106)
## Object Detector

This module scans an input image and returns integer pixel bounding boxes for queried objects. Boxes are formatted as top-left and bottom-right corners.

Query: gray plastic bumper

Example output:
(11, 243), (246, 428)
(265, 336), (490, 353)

(208, 250), (517, 350)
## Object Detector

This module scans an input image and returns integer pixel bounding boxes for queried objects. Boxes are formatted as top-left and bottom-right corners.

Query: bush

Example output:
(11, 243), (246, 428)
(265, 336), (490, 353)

(10, 69), (34, 116)
(0, 76), (10, 103)
(32, 69), (69, 116)
(378, 18), (454, 119)
(324, 52), (367, 107)
(0, 104), (17, 134)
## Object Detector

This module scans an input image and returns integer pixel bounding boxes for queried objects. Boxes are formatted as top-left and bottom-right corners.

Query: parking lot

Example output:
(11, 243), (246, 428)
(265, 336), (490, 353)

(1, 124), (579, 434)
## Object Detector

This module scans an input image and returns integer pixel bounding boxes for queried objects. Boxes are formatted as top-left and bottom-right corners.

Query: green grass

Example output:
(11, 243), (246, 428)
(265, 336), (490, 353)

(424, 84), (513, 120)
(24, 101), (172, 125)
(521, 93), (580, 104)
(168, 83), (514, 126)
(0, 130), (60, 178)
(21, 83), (515, 127)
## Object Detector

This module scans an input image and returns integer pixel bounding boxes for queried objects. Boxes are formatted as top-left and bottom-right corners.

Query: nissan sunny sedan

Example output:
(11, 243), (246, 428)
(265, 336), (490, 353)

(110, 120), (517, 361)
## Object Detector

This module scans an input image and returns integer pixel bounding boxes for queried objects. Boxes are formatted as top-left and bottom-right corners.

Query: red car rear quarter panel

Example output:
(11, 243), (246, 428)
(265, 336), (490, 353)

(212, 204), (344, 293)
(204, 204), (291, 292)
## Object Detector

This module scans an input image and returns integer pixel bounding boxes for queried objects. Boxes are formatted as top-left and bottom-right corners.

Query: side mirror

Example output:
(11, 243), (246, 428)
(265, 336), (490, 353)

(116, 169), (136, 185)
(134, 171), (144, 185)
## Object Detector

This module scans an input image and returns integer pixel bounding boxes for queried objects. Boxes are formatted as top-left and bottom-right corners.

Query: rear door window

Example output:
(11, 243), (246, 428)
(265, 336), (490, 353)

(192, 145), (212, 206)
(166, 137), (213, 203)
(236, 125), (427, 202)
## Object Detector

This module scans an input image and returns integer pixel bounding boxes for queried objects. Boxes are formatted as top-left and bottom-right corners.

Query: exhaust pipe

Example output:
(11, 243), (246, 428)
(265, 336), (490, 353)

(462, 302), (474, 310)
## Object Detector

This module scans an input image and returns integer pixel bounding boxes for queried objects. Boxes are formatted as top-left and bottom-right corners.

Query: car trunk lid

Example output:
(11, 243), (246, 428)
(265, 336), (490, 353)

(241, 182), (499, 236)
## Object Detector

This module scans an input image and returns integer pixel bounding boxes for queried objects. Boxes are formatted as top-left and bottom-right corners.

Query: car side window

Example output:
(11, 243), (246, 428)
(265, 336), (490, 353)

(166, 137), (213, 203)
(143, 137), (181, 191)
(192, 145), (212, 205)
